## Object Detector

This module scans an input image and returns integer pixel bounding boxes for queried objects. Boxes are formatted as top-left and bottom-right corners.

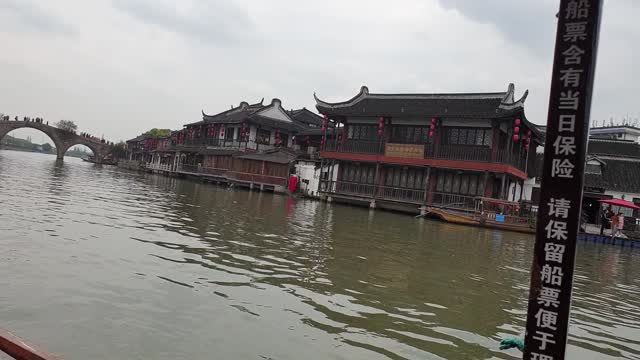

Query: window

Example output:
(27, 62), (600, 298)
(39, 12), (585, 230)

(390, 126), (429, 144)
(444, 174), (453, 193)
(257, 129), (271, 145)
(436, 172), (484, 195)
(444, 127), (492, 146)
(225, 127), (235, 141)
(279, 133), (289, 147)
(585, 163), (601, 174)
(468, 176), (477, 195)
(436, 173), (445, 192)
(460, 175), (469, 195)
(452, 175), (461, 194)
(347, 125), (377, 140)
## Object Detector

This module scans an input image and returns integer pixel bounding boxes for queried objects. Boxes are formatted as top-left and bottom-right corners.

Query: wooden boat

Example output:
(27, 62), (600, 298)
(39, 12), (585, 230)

(81, 155), (116, 165)
(423, 197), (536, 234)
(0, 328), (60, 359)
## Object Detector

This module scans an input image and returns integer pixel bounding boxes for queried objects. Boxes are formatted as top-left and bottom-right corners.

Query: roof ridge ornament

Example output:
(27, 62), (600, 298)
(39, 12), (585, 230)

(314, 85), (370, 109)
(499, 83), (529, 110)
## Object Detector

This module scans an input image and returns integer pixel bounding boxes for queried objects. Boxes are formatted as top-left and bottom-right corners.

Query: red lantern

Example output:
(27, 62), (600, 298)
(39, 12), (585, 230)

(429, 130), (434, 138)
(514, 118), (521, 126)
(430, 124), (435, 130)
(525, 137), (531, 144)
(378, 122), (383, 129)
(431, 118), (436, 124)
(525, 144), (530, 151)
(514, 126), (520, 134)
(513, 134), (519, 141)
(379, 116), (384, 123)
(527, 130), (532, 136)
(377, 129), (383, 136)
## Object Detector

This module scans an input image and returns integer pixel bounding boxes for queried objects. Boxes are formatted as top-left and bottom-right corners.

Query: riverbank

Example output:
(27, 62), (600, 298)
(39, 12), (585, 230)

(117, 158), (640, 247)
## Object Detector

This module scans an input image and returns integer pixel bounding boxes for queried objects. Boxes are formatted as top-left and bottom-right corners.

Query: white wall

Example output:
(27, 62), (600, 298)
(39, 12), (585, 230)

(295, 161), (321, 197)
(507, 177), (536, 202)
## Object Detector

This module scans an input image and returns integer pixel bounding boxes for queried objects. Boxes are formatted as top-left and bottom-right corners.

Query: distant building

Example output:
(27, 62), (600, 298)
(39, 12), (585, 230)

(531, 138), (640, 223)
(127, 98), (328, 192)
(589, 125), (640, 143)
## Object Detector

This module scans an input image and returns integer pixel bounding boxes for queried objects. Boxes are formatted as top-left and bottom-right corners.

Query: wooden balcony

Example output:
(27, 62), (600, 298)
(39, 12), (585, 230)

(322, 140), (528, 175)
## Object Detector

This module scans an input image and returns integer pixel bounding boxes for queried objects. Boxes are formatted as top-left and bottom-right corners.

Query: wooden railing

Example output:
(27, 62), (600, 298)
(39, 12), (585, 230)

(333, 181), (376, 197)
(325, 140), (382, 154)
(146, 163), (173, 172)
(429, 192), (477, 211)
(379, 185), (425, 204)
(323, 140), (528, 172)
(427, 144), (492, 162)
(321, 181), (477, 209)
(228, 172), (286, 186)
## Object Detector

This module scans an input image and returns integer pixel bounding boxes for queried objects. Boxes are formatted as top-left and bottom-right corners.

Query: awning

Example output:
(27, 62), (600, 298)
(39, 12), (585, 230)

(598, 198), (640, 209)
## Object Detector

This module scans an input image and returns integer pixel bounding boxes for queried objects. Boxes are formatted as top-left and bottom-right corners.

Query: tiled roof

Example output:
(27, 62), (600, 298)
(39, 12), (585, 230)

(235, 149), (297, 164)
(314, 84), (529, 119)
(288, 108), (324, 127)
(587, 139), (640, 159)
(197, 148), (241, 156)
(585, 159), (640, 194)
(200, 100), (266, 125)
(532, 140), (640, 193)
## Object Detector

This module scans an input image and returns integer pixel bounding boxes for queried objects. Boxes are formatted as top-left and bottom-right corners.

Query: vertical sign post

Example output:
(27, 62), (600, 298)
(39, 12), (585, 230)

(523, 1), (602, 359)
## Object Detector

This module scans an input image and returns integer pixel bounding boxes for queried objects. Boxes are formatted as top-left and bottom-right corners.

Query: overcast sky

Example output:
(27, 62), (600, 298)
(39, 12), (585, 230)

(0, 0), (637, 142)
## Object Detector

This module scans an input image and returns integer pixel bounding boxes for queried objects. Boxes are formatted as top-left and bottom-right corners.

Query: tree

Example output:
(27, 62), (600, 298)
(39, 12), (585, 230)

(55, 120), (77, 132)
(145, 128), (171, 137)
(42, 143), (53, 153)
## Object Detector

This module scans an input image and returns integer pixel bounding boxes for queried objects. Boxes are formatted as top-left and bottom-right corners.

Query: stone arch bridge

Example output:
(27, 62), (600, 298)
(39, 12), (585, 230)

(0, 121), (110, 162)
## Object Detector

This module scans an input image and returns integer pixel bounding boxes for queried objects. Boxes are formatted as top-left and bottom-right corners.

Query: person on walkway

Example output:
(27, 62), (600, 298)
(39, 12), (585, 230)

(610, 211), (620, 239)
(611, 212), (624, 240)
(600, 204), (613, 235)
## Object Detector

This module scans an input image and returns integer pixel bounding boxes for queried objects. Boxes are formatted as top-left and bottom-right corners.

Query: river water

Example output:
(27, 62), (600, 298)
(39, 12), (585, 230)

(1, 150), (639, 360)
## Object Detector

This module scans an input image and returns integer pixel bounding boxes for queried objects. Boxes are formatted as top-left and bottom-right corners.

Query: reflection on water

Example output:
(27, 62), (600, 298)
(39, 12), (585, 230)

(1, 150), (639, 360)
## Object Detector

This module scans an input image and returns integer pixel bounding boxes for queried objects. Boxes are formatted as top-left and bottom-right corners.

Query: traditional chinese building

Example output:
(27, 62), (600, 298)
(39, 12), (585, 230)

(125, 133), (152, 162)
(164, 98), (326, 191)
(531, 138), (640, 225)
(314, 84), (543, 213)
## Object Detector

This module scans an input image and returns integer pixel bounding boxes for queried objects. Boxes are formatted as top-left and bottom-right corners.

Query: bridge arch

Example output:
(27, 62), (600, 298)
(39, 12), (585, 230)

(0, 121), (110, 162)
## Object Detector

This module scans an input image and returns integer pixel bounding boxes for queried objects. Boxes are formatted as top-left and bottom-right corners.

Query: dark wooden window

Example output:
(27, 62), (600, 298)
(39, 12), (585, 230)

(444, 127), (493, 147)
(390, 126), (429, 144)
(436, 173), (445, 192)
(347, 125), (377, 140)
(257, 129), (271, 145)
(436, 172), (485, 196)
(225, 127), (235, 141)
(341, 163), (375, 185)
(279, 133), (289, 147)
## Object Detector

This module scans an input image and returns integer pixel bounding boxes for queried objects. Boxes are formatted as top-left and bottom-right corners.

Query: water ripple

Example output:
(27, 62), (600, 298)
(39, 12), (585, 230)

(1, 150), (640, 360)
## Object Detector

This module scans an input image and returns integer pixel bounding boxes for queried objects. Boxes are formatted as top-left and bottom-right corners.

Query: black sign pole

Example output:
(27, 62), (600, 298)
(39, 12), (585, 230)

(523, 1), (603, 359)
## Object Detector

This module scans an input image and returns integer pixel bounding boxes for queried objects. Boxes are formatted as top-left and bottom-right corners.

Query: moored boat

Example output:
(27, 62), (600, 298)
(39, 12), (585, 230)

(423, 197), (536, 234)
